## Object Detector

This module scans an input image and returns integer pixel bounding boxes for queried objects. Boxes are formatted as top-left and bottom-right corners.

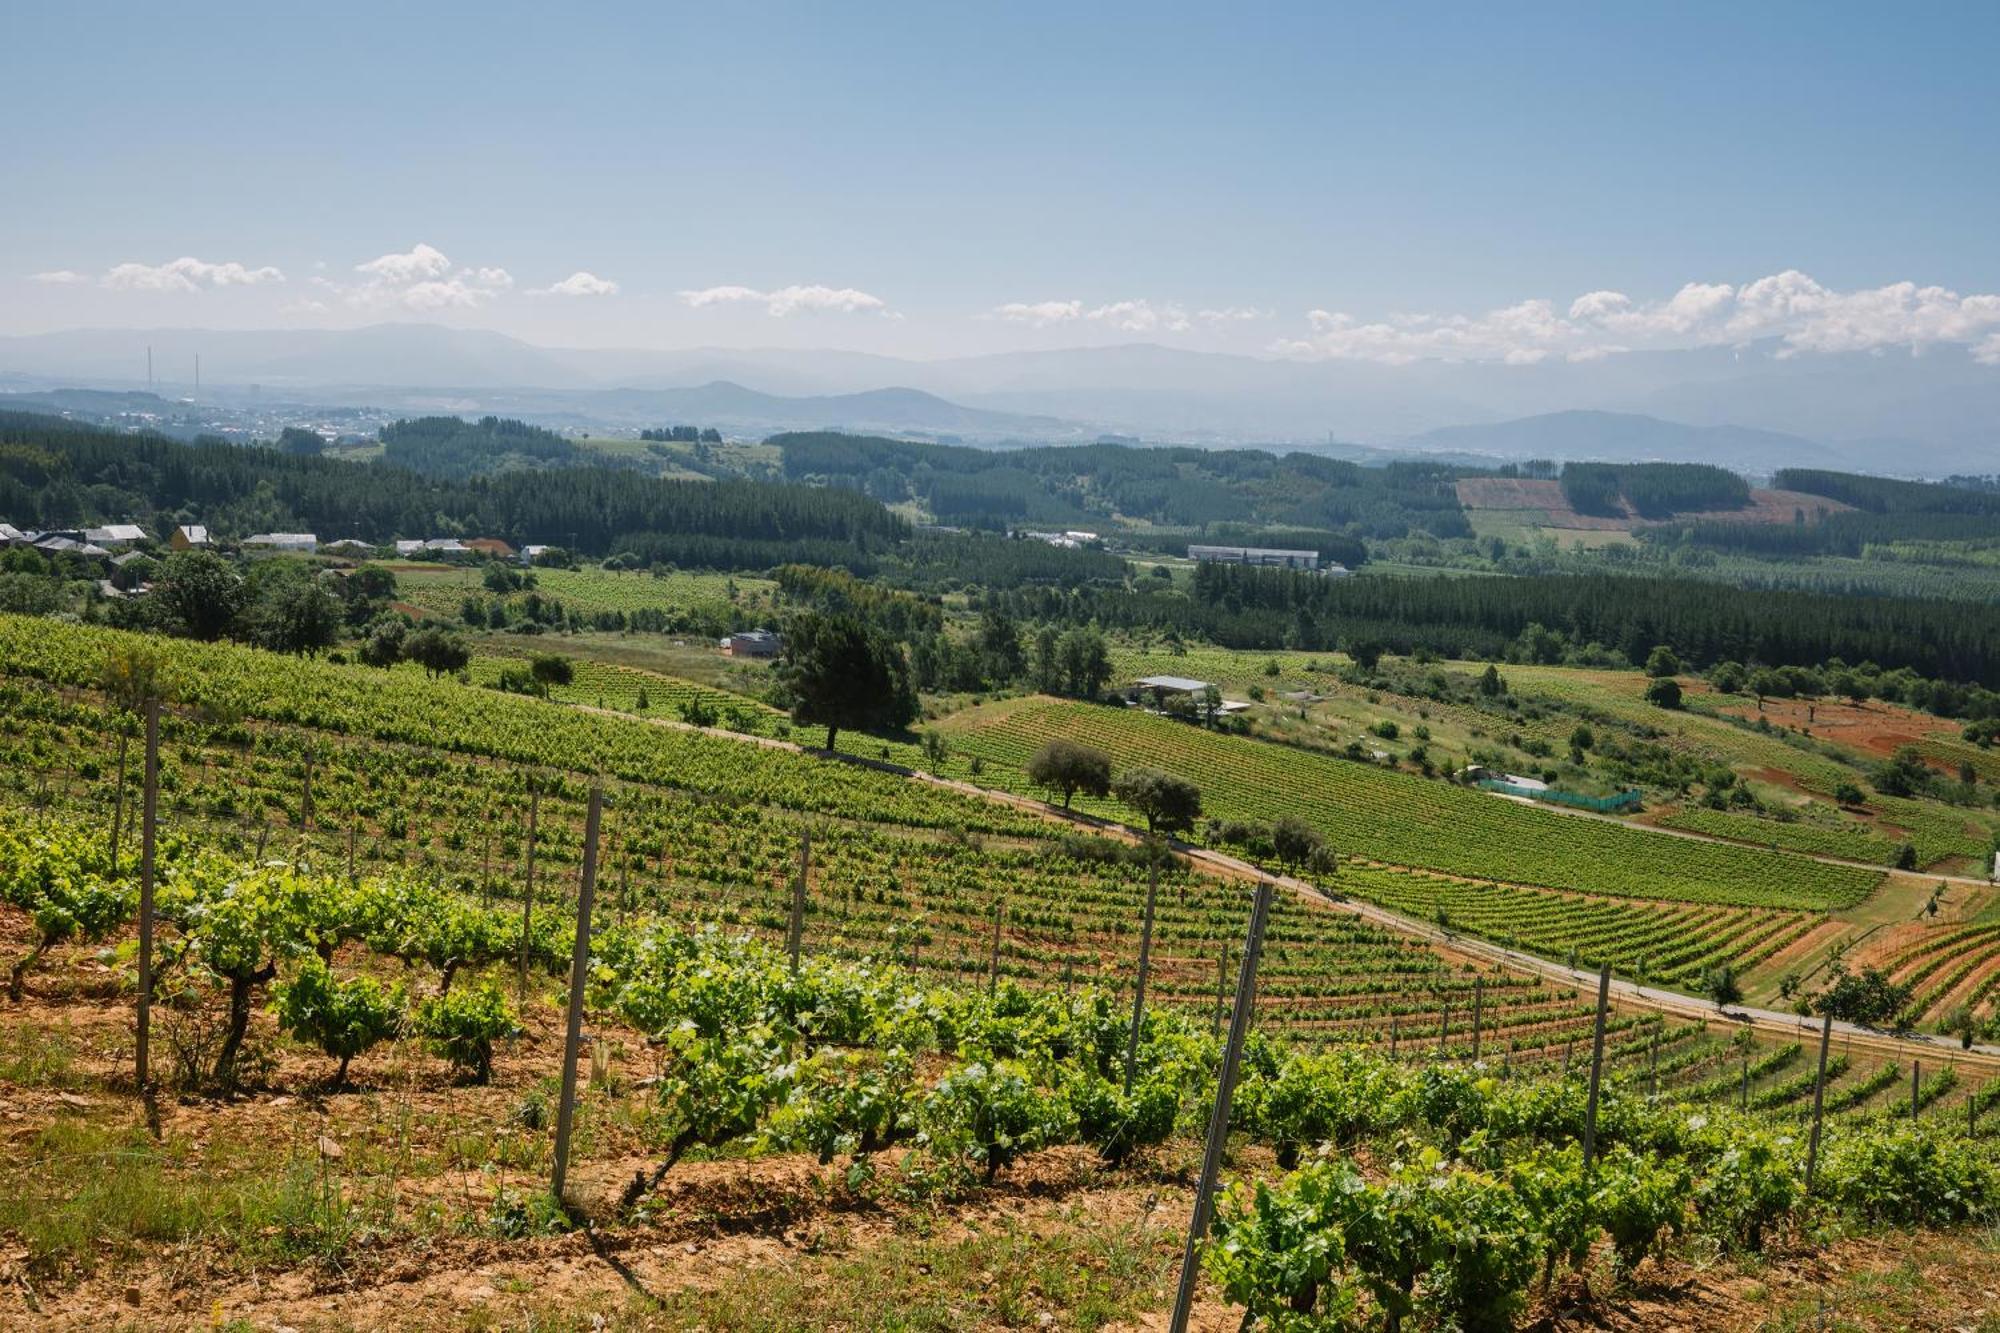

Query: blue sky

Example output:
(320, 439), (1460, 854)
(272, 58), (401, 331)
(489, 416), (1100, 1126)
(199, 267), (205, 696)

(8, 1), (2000, 361)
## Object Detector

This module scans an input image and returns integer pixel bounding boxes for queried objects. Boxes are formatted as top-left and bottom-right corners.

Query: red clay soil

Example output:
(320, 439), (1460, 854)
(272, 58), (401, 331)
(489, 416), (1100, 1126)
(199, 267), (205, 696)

(1708, 693), (1953, 762)
(1456, 478), (1854, 533)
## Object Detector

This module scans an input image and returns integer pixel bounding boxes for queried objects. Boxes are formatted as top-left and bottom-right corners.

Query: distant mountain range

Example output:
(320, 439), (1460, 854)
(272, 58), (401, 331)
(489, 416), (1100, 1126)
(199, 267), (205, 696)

(3, 322), (1995, 473)
(1404, 411), (1838, 470)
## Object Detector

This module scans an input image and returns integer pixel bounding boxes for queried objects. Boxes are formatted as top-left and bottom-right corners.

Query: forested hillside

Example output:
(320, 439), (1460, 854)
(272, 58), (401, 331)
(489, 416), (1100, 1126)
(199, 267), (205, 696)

(775, 431), (1471, 538)
(0, 412), (905, 567)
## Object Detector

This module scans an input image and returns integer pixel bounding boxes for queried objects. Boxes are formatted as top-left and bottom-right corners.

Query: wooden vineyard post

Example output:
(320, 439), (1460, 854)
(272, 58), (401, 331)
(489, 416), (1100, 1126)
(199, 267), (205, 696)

(1124, 862), (1160, 1094)
(1471, 978), (1483, 1062)
(110, 728), (129, 872)
(347, 815), (358, 886)
(1911, 1061), (1920, 1122)
(787, 832), (810, 974)
(1440, 1001), (1450, 1056)
(1650, 1030), (1660, 1101)
(1580, 963), (1612, 1171)
(1169, 882), (1273, 1333)
(1390, 1016), (1398, 1060)
(550, 785), (602, 1210)
(1211, 946), (1227, 1036)
(1741, 1053), (1750, 1109)
(1804, 1012), (1834, 1194)
(987, 898), (1004, 995)
(134, 700), (160, 1124)
(480, 829), (493, 909)
(1564, 1038), (1574, 1078)
(1063, 956), (1073, 993)
(518, 784), (539, 999)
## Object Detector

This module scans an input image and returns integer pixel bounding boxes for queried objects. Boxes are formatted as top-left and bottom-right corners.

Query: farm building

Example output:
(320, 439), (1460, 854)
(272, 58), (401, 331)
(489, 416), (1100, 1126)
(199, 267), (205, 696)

(465, 538), (515, 558)
(322, 538), (377, 555)
(1188, 544), (1320, 570)
(170, 525), (211, 550)
(83, 524), (148, 546)
(1132, 674), (1214, 699)
(243, 533), (318, 554)
(721, 629), (784, 658)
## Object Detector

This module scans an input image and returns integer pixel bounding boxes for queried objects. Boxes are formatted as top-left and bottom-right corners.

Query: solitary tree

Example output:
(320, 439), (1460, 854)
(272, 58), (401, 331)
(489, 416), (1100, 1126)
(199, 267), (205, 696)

(154, 550), (247, 642)
(1700, 964), (1743, 1010)
(777, 612), (918, 752)
(1026, 738), (1113, 808)
(1644, 676), (1682, 710)
(1054, 626), (1113, 698)
(248, 566), (342, 656)
(529, 653), (575, 687)
(1644, 645), (1681, 678)
(405, 627), (471, 679)
(1111, 767), (1202, 836)
(1270, 815), (1324, 870)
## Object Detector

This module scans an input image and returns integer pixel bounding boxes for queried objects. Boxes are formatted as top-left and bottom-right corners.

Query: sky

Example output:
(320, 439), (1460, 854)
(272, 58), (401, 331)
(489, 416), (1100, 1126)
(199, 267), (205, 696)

(7, 1), (2000, 364)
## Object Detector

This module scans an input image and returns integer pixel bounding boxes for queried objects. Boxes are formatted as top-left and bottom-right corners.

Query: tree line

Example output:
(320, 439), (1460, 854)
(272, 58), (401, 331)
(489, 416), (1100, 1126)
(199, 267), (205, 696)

(0, 412), (903, 568)
(989, 563), (2000, 687)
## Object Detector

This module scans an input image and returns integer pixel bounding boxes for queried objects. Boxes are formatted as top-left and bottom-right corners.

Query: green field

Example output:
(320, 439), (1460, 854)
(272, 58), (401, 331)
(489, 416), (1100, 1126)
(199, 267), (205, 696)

(937, 696), (1883, 911)
(383, 563), (778, 625)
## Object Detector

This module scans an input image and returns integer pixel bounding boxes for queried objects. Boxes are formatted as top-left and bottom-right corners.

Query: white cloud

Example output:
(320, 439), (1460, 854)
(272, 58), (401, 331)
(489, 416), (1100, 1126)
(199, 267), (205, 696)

(1198, 306), (1273, 325)
(532, 270), (620, 297)
(1277, 271), (2000, 365)
(340, 243), (514, 311)
(397, 280), (488, 311)
(29, 269), (89, 285)
(991, 297), (1212, 334)
(993, 299), (1084, 325)
(680, 283), (890, 316)
(354, 242), (454, 285)
(88, 256), (285, 292)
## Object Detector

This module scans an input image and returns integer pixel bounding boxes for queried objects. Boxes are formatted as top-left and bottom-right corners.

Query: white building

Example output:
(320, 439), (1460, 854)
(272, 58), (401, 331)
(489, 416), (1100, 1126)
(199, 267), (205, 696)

(1189, 545), (1320, 570)
(243, 533), (319, 554)
(84, 524), (149, 546)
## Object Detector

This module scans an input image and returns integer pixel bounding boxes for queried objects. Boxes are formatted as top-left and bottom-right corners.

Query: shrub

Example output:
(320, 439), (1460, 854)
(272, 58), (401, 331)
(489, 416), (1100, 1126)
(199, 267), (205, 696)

(272, 955), (404, 1087)
(415, 982), (518, 1084)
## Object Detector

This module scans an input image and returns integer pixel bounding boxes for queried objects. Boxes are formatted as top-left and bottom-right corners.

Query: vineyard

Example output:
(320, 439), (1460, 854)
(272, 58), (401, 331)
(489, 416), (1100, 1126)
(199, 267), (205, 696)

(4, 618), (2000, 1327)
(0, 615), (1626, 1065)
(3, 810), (1998, 1328)
(937, 697), (1883, 911)
(1655, 805), (1902, 865)
(463, 650), (786, 734)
